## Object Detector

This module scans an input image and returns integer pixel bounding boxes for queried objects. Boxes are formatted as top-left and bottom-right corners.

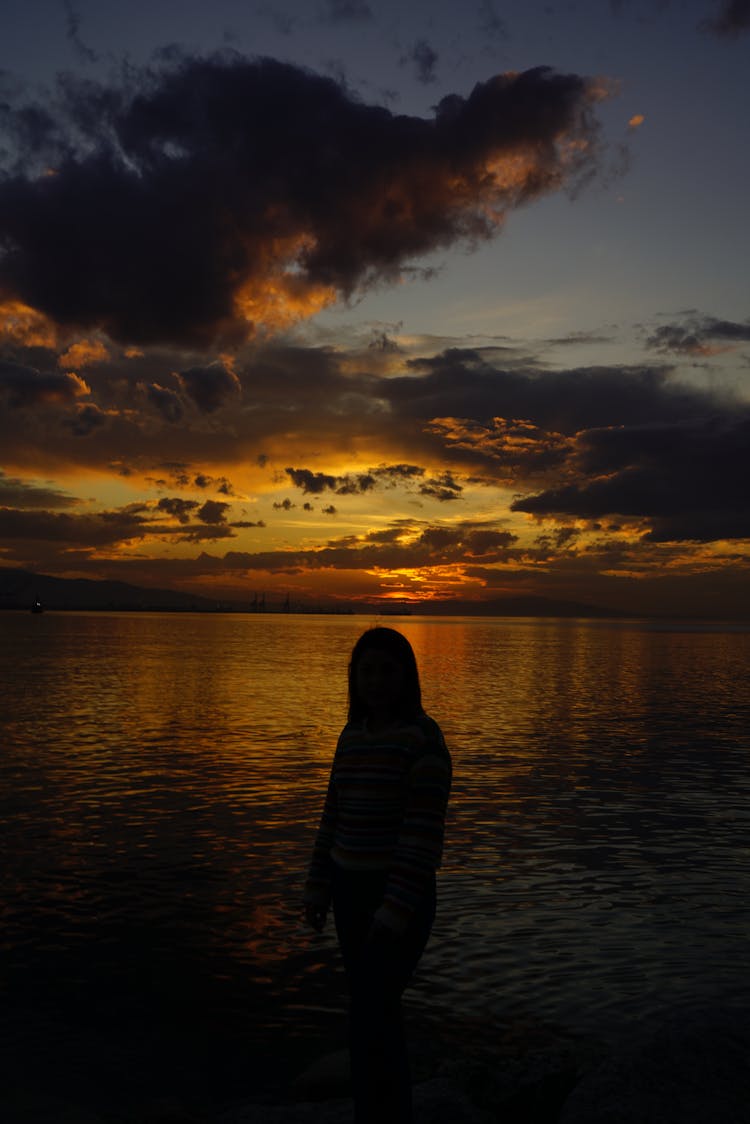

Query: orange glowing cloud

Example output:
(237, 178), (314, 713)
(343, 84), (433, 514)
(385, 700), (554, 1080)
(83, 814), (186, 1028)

(628, 114), (645, 130)
(0, 300), (59, 349)
(58, 339), (110, 370)
(234, 272), (337, 333)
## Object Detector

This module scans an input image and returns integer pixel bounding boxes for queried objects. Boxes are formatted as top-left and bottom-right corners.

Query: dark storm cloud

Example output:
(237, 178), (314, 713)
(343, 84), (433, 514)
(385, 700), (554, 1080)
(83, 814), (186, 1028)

(177, 364), (240, 413)
(0, 359), (88, 407)
(62, 402), (107, 436)
(391, 349), (717, 434)
(646, 316), (750, 355)
(0, 54), (605, 347)
(145, 381), (184, 423)
(512, 412), (750, 541)
(701, 0), (750, 35)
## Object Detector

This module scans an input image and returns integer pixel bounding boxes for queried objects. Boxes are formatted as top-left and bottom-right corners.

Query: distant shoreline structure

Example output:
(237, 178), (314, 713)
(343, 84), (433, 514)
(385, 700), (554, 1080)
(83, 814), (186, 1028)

(0, 565), (628, 619)
(0, 565), (742, 621)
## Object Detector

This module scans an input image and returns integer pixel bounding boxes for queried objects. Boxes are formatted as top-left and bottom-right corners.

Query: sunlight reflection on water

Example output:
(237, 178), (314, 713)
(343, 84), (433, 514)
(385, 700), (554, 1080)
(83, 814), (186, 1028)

(2, 610), (750, 1068)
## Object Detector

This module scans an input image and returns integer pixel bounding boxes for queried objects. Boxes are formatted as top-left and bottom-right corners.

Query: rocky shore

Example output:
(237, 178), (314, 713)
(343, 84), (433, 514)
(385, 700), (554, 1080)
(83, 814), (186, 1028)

(4, 1007), (749, 1123)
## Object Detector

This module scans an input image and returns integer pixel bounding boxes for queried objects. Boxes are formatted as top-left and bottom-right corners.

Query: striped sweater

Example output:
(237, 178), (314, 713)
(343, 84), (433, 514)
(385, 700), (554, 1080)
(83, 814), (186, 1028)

(304, 712), (452, 933)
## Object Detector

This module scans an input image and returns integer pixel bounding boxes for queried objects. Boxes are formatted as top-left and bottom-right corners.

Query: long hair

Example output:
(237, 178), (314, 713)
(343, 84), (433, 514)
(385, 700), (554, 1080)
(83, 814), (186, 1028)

(347, 627), (423, 723)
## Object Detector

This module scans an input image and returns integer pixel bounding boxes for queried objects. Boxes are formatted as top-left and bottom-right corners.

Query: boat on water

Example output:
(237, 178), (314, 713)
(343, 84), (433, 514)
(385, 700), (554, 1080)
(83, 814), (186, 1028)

(30, 598), (44, 614)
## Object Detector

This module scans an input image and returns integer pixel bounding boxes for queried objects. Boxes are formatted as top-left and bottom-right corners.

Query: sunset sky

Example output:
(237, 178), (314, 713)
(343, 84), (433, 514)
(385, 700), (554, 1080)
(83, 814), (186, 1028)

(1, 0), (749, 615)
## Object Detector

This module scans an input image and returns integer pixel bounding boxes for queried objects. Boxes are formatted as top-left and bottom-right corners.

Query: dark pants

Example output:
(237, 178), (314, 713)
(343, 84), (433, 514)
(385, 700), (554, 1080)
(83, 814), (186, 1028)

(331, 865), (435, 1124)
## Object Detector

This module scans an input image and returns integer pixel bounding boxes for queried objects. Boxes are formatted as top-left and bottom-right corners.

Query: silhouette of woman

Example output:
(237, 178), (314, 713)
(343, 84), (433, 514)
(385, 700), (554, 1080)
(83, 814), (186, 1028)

(304, 627), (452, 1124)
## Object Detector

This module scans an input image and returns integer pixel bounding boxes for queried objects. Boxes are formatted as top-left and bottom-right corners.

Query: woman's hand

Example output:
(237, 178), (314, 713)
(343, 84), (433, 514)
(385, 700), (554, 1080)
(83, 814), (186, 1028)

(305, 902), (328, 932)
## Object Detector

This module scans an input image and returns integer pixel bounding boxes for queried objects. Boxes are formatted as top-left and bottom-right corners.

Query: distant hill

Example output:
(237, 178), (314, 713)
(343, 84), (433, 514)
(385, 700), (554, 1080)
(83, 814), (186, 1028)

(0, 567), (630, 618)
(0, 568), (227, 612)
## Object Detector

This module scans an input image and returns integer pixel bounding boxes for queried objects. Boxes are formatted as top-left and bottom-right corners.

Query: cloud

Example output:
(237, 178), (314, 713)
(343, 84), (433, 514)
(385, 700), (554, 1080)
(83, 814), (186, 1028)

(478, 1), (509, 40)
(285, 465), (380, 495)
(0, 470), (79, 509)
(701, 0), (750, 35)
(646, 315), (750, 356)
(418, 471), (463, 501)
(0, 359), (90, 406)
(392, 349), (717, 437)
(257, 4), (298, 35)
(401, 40), (439, 85)
(58, 338), (109, 369)
(177, 363), (241, 413)
(0, 493), (241, 556)
(193, 473), (234, 494)
(512, 413), (750, 542)
(157, 497), (198, 523)
(175, 523), (236, 543)
(62, 0), (99, 64)
(611, 0), (750, 37)
(0, 55), (607, 348)
(3, 327), (746, 559)
(145, 381), (184, 422)
(320, 0), (373, 21)
(0, 505), (152, 545)
(211, 519), (519, 572)
(374, 464), (426, 483)
(197, 499), (229, 524)
(62, 402), (108, 436)
(285, 467), (338, 494)
(285, 462), (436, 501)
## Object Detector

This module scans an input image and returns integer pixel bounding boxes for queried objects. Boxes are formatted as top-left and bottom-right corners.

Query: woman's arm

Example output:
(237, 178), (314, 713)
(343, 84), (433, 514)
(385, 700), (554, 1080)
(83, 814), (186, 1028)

(375, 721), (452, 934)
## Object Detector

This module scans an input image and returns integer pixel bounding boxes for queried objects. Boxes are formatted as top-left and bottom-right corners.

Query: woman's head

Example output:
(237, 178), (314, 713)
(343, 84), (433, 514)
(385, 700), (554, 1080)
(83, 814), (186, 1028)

(348, 627), (422, 723)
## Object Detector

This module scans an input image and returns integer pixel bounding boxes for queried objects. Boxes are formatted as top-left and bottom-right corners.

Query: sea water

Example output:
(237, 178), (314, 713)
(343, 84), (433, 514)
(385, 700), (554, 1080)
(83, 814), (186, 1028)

(2, 610), (749, 1105)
